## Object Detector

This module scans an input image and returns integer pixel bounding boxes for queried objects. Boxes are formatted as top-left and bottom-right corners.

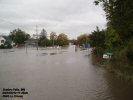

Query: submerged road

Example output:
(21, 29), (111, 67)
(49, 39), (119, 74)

(0, 45), (133, 100)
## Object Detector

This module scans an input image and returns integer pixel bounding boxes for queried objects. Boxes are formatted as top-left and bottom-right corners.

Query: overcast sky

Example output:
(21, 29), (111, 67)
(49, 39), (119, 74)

(0, 0), (106, 39)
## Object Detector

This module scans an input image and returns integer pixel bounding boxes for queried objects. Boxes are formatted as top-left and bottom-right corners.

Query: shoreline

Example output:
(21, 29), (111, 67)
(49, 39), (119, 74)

(91, 54), (133, 82)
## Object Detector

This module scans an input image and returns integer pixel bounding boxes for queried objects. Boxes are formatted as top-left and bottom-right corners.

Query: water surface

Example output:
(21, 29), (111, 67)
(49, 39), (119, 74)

(0, 46), (133, 100)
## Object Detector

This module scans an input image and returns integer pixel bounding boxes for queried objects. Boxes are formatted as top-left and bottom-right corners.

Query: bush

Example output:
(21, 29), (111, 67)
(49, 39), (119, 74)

(0, 44), (12, 49)
(0, 44), (5, 49)
(93, 47), (105, 57)
(126, 38), (133, 65)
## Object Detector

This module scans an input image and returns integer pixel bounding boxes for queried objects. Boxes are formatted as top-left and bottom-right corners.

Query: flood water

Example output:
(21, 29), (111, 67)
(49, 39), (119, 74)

(0, 45), (133, 100)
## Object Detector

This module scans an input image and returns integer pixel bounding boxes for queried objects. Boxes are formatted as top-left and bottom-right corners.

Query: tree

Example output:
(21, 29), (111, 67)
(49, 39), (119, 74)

(105, 27), (121, 51)
(77, 34), (89, 46)
(38, 36), (49, 47)
(40, 29), (47, 38)
(38, 29), (48, 47)
(93, 0), (133, 69)
(57, 33), (69, 46)
(89, 27), (106, 56)
(94, 0), (133, 40)
(50, 32), (57, 46)
(112, 0), (133, 40)
(89, 27), (105, 48)
(9, 28), (30, 45)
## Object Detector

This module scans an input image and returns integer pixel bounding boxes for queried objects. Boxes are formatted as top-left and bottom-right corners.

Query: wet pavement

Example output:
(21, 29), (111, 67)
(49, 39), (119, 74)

(0, 45), (133, 100)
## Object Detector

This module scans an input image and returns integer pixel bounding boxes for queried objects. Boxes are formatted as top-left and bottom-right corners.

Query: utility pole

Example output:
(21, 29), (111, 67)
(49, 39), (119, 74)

(36, 25), (38, 50)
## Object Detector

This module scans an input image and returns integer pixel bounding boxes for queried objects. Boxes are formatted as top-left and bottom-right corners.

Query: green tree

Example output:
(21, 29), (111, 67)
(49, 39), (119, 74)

(89, 27), (106, 56)
(89, 27), (106, 48)
(93, 0), (133, 72)
(105, 27), (121, 51)
(112, 0), (133, 40)
(40, 29), (47, 38)
(38, 36), (48, 47)
(9, 28), (30, 45)
(94, 0), (133, 40)
(38, 29), (49, 47)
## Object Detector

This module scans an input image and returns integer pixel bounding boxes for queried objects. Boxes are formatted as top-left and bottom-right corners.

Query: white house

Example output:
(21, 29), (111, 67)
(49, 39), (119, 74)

(0, 36), (6, 45)
(0, 35), (15, 47)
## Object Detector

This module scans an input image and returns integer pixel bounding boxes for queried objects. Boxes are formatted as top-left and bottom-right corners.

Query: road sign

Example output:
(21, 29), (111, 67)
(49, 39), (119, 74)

(103, 52), (113, 59)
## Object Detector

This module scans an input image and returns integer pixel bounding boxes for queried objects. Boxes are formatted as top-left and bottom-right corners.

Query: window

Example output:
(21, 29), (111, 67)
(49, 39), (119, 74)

(1, 40), (5, 43)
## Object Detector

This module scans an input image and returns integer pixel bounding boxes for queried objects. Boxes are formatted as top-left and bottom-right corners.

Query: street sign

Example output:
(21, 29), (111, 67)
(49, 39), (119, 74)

(103, 54), (109, 59)
(103, 52), (113, 59)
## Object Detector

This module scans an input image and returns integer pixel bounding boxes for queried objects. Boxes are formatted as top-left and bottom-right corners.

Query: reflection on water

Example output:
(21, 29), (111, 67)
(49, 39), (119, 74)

(41, 53), (48, 55)
(41, 53), (48, 56)
(50, 53), (57, 55)
(0, 46), (133, 100)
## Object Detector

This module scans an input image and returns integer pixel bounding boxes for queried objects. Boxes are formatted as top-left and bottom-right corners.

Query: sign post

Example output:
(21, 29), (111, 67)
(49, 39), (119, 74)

(103, 52), (113, 59)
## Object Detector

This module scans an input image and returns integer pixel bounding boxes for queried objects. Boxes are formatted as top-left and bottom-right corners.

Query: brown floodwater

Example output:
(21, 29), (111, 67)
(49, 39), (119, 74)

(0, 46), (133, 100)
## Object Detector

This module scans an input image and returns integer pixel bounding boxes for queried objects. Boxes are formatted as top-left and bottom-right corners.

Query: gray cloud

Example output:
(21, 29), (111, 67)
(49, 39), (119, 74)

(0, 0), (106, 39)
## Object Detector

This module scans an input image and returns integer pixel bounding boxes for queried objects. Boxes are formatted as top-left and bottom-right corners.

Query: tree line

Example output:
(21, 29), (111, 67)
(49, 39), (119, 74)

(88, 0), (133, 78)
(1, 28), (69, 48)
(38, 29), (69, 47)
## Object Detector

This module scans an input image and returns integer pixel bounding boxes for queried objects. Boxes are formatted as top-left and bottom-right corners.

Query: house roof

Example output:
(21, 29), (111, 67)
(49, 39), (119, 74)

(0, 36), (6, 40)
(0, 36), (12, 43)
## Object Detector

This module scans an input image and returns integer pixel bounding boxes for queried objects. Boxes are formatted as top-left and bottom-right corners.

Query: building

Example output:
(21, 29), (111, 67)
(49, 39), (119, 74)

(0, 36), (6, 45)
(0, 35), (15, 48)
